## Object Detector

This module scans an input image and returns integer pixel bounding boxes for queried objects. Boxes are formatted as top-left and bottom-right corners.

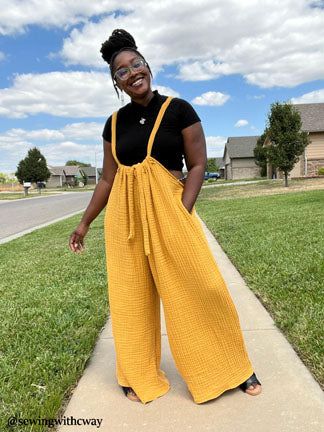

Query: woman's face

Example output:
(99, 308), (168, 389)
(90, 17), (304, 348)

(112, 50), (151, 99)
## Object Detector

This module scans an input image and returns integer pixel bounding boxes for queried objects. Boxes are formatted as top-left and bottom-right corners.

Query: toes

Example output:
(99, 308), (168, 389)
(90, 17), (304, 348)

(246, 384), (261, 394)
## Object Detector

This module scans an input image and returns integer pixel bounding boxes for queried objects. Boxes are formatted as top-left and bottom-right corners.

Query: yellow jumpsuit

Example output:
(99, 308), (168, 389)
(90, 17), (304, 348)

(104, 96), (254, 404)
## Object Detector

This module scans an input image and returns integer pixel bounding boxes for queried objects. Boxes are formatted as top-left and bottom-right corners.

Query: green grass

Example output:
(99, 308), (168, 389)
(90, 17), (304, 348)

(0, 186), (96, 200)
(195, 189), (324, 389)
(203, 176), (266, 185)
(0, 215), (108, 431)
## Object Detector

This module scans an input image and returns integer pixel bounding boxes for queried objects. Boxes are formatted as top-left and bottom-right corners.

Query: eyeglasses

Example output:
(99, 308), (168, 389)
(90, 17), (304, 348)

(113, 58), (147, 81)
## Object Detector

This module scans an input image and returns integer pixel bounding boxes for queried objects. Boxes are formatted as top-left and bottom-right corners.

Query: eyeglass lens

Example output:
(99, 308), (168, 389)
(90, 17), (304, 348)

(115, 59), (145, 80)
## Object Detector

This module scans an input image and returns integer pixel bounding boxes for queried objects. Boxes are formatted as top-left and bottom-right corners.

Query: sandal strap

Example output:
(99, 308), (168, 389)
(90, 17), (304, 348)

(239, 372), (261, 391)
(121, 386), (131, 396)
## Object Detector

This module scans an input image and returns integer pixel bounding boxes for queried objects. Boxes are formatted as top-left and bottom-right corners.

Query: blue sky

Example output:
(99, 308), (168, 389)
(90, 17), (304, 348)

(1, 0), (324, 174)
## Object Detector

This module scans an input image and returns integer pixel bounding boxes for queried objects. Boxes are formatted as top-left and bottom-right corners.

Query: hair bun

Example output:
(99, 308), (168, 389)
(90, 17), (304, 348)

(100, 29), (137, 64)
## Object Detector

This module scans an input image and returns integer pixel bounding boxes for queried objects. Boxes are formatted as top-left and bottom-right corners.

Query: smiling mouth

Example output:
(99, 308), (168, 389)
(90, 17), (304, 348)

(130, 77), (145, 87)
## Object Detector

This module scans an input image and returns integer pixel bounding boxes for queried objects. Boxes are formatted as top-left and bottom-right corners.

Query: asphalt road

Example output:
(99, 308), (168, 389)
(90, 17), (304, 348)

(0, 192), (94, 241)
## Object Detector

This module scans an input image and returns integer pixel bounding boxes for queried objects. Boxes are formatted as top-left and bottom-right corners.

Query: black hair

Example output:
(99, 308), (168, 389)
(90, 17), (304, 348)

(100, 29), (153, 98)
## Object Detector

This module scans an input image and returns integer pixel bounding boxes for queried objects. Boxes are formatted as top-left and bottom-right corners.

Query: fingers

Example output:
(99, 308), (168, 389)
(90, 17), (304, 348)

(69, 232), (85, 253)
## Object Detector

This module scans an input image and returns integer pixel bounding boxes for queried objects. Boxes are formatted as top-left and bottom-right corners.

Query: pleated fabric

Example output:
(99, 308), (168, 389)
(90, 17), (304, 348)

(104, 96), (254, 404)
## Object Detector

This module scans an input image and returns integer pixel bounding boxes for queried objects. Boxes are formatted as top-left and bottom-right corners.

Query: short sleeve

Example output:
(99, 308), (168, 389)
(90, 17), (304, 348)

(102, 115), (112, 142)
(173, 98), (201, 130)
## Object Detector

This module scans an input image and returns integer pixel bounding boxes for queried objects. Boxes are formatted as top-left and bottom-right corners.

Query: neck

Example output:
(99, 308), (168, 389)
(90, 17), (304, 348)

(131, 89), (154, 107)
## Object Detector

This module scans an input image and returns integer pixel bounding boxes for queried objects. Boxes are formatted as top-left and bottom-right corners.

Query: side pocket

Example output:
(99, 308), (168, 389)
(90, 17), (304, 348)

(177, 195), (194, 217)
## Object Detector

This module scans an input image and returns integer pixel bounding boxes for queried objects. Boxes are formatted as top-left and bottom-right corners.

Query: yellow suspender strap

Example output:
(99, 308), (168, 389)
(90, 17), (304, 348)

(111, 111), (119, 166)
(147, 96), (173, 156)
(110, 95), (173, 165)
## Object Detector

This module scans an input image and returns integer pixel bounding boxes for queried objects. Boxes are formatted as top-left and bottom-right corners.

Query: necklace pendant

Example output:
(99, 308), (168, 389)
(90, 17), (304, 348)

(139, 117), (146, 124)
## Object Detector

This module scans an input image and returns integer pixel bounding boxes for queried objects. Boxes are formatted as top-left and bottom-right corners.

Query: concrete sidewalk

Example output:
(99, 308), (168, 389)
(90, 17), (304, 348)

(57, 216), (324, 432)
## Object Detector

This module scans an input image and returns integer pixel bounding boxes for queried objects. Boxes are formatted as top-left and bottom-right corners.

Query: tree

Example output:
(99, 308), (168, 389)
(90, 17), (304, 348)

(66, 160), (91, 167)
(77, 169), (88, 186)
(206, 158), (219, 172)
(266, 101), (309, 187)
(15, 147), (51, 185)
(253, 131), (268, 177)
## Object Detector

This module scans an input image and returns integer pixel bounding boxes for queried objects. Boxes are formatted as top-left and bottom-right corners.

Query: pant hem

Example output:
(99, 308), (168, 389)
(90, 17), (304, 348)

(117, 382), (171, 405)
(137, 384), (171, 405)
(191, 366), (255, 404)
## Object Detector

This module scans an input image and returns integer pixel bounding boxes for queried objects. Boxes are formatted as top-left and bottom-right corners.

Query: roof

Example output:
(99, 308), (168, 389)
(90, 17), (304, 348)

(293, 102), (324, 132)
(48, 165), (81, 176)
(223, 136), (260, 159)
(79, 166), (100, 176)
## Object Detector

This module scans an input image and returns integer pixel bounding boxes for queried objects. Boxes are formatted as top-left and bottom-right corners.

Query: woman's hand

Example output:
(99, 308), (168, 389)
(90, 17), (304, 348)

(69, 222), (89, 253)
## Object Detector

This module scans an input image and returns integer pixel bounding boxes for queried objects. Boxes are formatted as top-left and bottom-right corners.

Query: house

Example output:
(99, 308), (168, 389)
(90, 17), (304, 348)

(46, 165), (102, 188)
(78, 166), (103, 185)
(223, 136), (261, 180)
(264, 102), (324, 179)
(47, 165), (103, 187)
(47, 165), (82, 188)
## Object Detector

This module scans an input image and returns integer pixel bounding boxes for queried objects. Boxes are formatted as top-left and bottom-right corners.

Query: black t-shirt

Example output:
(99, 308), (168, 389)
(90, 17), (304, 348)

(102, 90), (201, 171)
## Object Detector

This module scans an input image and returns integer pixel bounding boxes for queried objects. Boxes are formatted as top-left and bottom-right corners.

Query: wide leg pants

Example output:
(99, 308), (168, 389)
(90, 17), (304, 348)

(103, 155), (254, 404)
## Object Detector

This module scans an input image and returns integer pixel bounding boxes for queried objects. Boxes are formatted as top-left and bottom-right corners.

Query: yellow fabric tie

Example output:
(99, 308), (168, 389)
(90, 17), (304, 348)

(126, 165), (151, 256)
(111, 96), (173, 257)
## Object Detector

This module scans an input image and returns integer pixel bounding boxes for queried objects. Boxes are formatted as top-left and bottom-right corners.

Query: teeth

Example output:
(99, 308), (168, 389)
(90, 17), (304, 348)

(132, 78), (143, 87)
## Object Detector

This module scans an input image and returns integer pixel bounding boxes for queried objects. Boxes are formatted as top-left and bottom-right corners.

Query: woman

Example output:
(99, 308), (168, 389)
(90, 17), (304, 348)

(69, 29), (262, 404)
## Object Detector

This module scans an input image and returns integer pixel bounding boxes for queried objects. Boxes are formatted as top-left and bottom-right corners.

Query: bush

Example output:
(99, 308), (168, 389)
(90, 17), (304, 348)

(317, 167), (324, 175)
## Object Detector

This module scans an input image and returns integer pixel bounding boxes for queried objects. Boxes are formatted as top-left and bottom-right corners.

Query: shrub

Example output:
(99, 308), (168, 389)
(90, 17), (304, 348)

(317, 167), (324, 175)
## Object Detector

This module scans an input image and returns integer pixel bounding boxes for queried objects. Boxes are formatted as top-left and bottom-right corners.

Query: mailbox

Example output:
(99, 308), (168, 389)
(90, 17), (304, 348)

(23, 181), (31, 196)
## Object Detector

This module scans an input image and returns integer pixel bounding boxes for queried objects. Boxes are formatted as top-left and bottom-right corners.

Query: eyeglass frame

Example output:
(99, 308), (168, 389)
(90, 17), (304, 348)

(113, 57), (147, 81)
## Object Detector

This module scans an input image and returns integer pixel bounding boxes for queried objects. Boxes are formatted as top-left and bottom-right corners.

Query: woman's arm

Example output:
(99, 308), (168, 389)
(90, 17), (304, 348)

(68, 139), (118, 253)
(181, 122), (207, 213)
(79, 139), (118, 226)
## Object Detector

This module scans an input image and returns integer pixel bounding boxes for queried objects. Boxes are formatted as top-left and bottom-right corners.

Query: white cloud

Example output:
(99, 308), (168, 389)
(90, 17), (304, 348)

(56, 0), (324, 88)
(0, 71), (179, 118)
(235, 119), (249, 127)
(0, 0), (126, 35)
(291, 89), (324, 104)
(0, 139), (103, 174)
(154, 86), (180, 98)
(192, 91), (230, 106)
(1, 2), (323, 88)
(206, 136), (227, 157)
(5, 123), (104, 141)
(0, 123), (107, 173)
(0, 71), (120, 118)
(39, 141), (103, 166)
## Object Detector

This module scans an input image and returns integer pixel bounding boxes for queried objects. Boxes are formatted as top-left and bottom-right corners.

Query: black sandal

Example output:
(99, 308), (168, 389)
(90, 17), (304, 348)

(121, 386), (141, 401)
(239, 372), (261, 393)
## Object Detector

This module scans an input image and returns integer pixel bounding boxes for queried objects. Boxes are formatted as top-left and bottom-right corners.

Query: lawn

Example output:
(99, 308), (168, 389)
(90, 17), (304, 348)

(0, 215), (108, 431)
(0, 185), (97, 200)
(0, 181), (323, 431)
(195, 187), (324, 390)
